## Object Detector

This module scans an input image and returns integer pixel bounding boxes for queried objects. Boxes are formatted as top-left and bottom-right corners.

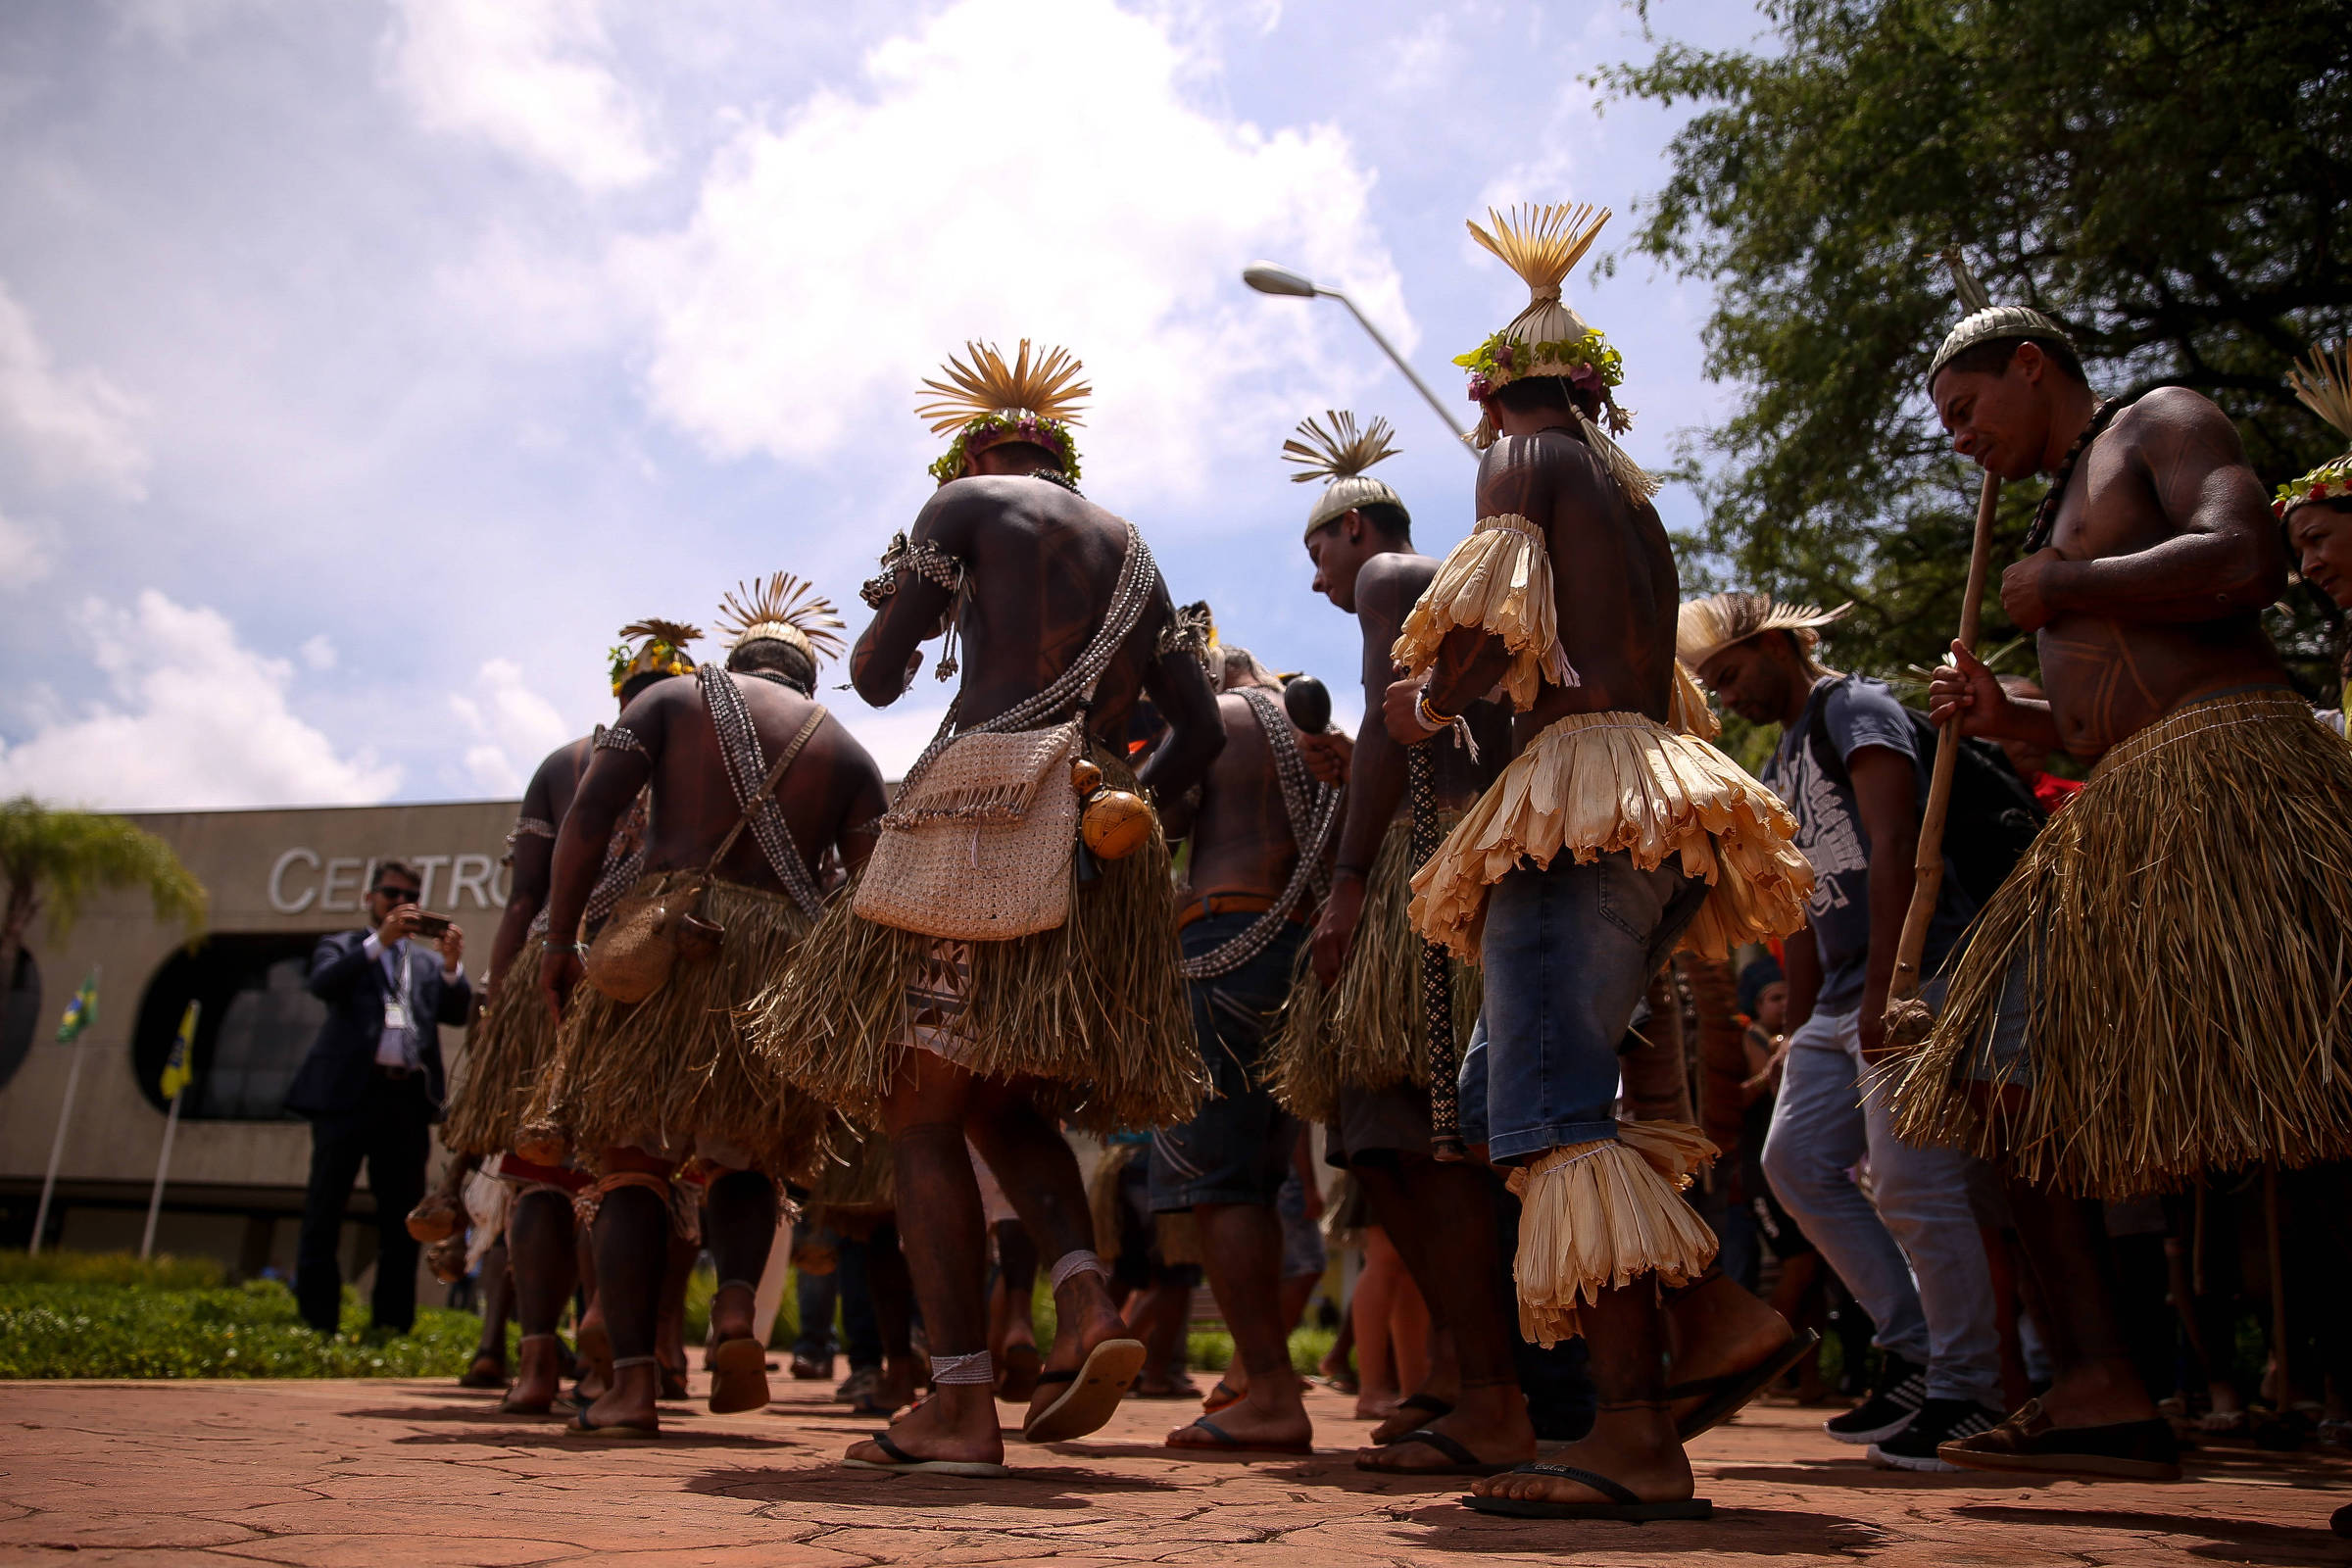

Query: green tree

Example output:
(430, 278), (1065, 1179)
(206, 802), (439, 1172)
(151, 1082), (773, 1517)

(1605, 0), (2352, 685)
(1, 798), (207, 995)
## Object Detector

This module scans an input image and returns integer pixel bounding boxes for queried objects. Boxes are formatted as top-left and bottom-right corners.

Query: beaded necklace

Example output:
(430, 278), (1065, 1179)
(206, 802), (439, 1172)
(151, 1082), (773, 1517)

(2022, 396), (2123, 554)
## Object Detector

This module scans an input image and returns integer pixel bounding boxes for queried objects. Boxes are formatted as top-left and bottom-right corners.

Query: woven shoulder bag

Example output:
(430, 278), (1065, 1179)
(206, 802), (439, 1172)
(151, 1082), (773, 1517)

(853, 721), (1082, 941)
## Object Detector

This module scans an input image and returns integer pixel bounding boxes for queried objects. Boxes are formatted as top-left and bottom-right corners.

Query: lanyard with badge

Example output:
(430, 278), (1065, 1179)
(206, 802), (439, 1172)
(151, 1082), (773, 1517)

(382, 944), (416, 1037)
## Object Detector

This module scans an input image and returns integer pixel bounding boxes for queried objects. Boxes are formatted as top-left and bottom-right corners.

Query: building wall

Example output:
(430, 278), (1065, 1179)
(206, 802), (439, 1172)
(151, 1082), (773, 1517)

(0, 799), (517, 1285)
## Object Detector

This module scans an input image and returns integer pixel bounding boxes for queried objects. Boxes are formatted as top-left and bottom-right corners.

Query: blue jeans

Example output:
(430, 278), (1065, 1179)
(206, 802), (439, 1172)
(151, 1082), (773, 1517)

(1150, 914), (1304, 1210)
(1760, 1004), (2002, 1407)
(1457, 851), (1705, 1162)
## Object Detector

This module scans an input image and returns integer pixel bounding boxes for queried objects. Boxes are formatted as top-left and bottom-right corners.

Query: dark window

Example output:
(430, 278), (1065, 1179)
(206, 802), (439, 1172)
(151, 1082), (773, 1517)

(132, 935), (328, 1120)
(0, 949), (38, 1093)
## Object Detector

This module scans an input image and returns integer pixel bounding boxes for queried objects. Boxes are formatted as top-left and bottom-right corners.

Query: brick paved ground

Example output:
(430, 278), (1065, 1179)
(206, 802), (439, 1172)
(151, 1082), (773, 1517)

(3, 1370), (2346, 1566)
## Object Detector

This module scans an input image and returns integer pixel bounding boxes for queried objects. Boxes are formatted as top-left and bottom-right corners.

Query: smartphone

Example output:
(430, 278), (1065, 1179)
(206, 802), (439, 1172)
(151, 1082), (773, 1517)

(410, 912), (453, 941)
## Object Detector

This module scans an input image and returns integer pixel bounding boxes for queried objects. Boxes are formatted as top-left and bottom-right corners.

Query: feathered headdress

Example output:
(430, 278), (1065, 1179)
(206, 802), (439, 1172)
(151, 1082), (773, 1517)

(608, 618), (700, 698)
(716, 573), (845, 664)
(1284, 411), (1405, 542)
(1677, 593), (1853, 673)
(2277, 341), (2352, 520)
(1926, 251), (2077, 391)
(917, 339), (1091, 486)
(1455, 203), (1653, 497)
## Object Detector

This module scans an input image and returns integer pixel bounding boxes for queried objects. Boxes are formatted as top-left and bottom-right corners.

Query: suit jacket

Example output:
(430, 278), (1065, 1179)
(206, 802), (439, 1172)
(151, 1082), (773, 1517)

(283, 929), (470, 1121)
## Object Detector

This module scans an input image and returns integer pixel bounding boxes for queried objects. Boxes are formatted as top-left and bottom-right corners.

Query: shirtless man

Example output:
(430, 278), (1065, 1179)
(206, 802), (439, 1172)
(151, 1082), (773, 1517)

(760, 342), (1223, 1475)
(1285, 412), (1541, 1476)
(1152, 643), (1344, 1455)
(1897, 310), (2352, 1479)
(1383, 205), (1814, 1518)
(452, 624), (686, 1415)
(538, 581), (884, 1438)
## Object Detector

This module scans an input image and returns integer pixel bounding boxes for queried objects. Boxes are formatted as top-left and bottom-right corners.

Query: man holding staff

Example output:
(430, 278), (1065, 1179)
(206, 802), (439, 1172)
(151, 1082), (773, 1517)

(1897, 298), (2352, 1478)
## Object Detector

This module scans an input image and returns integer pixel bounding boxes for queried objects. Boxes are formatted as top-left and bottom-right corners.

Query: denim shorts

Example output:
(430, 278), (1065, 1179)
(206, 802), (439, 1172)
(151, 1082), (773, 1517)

(1456, 850), (1705, 1164)
(1149, 913), (1304, 1211)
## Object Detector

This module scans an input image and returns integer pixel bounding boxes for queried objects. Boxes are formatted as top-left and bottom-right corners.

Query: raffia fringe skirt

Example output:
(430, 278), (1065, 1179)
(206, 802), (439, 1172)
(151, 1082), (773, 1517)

(1408, 710), (1814, 962)
(804, 1126), (896, 1237)
(442, 931), (559, 1156)
(519, 871), (831, 1183)
(1264, 815), (1481, 1124)
(1893, 690), (2352, 1198)
(1507, 1120), (1720, 1347)
(747, 791), (1200, 1134)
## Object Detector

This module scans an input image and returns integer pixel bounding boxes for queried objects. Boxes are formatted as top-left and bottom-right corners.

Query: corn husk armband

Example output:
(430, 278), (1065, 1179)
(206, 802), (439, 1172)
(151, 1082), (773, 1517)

(1391, 514), (1577, 710)
(1506, 1120), (1720, 1347)
(1408, 710), (1814, 962)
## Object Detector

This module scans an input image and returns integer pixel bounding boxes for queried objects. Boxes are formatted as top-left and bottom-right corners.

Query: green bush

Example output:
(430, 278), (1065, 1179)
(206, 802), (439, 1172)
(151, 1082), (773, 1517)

(0, 1250), (225, 1290)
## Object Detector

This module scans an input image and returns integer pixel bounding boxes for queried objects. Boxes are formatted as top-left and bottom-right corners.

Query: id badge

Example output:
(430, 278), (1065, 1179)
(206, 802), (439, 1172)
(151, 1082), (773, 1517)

(383, 997), (411, 1033)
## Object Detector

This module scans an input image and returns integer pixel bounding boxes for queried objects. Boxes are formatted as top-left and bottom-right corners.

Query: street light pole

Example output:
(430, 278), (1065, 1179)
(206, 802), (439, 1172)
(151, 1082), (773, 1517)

(1242, 262), (1476, 455)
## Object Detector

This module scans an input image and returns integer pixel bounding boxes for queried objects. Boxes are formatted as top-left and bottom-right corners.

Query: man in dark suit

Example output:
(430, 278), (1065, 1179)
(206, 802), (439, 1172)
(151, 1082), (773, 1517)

(288, 858), (470, 1335)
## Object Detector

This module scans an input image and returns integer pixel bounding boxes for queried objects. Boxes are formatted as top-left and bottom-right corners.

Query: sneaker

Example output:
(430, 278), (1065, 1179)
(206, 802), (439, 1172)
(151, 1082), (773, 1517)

(1867, 1398), (2002, 1471)
(834, 1365), (879, 1406)
(1825, 1353), (1928, 1445)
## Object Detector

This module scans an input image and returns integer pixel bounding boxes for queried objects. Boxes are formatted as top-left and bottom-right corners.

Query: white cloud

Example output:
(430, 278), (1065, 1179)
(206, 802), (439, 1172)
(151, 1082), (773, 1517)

(0, 278), (148, 499)
(621, 0), (1406, 506)
(384, 0), (659, 193)
(298, 633), (337, 671)
(447, 657), (574, 796)
(0, 591), (397, 808)
(0, 506), (52, 585)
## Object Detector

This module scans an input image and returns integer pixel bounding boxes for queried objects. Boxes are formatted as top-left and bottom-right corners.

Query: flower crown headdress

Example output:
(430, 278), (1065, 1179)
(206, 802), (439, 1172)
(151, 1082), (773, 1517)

(917, 339), (1091, 487)
(608, 618), (700, 698)
(2277, 341), (2352, 520)
(1284, 411), (1405, 543)
(1455, 203), (1653, 497)
(716, 572), (845, 664)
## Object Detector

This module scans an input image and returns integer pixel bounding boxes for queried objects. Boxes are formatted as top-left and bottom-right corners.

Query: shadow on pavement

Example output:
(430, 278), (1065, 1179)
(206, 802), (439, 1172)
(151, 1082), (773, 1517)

(1954, 1504), (2348, 1567)
(684, 1463), (1183, 1509)
(1393, 1501), (1891, 1556)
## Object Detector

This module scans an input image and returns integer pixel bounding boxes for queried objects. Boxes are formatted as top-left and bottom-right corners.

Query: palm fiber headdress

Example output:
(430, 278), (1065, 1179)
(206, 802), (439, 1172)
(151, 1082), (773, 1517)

(1456, 203), (1653, 497)
(1285, 411), (1405, 543)
(2276, 341), (2352, 520)
(1925, 253), (2077, 391)
(917, 339), (1091, 486)
(609, 618), (700, 697)
(717, 572), (845, 665)
(1677, 593), (1853, 673)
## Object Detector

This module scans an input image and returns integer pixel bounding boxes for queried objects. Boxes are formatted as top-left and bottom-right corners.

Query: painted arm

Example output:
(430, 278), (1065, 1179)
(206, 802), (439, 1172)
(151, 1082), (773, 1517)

(849, 485), (977, 707)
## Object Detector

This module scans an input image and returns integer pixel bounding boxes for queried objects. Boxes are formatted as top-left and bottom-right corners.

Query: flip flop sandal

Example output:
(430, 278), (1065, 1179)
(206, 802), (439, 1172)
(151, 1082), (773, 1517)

(1201, 1380), (1245, 1415)
(1464, 1462), (1712, 1522)
(566, 1409), (661, 1439)
(708, 1337), (772, 1414)
(459, 1355), (508, 1390)
(1020, 1338), (1149, 1444)
(1374, 1393), (1458, 1445)
(1353, 1428), (1514, 1478)
(1668, 1328), (1823, 1441)
(1166, 1415), (1313, 1456)
(841, 1431), (1010, 1478)
(996, 1343), (1044, 1404)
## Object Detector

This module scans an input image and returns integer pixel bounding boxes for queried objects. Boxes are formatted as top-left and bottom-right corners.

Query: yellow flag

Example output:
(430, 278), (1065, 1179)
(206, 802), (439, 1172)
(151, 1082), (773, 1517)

(160, 1002), (197, 1101)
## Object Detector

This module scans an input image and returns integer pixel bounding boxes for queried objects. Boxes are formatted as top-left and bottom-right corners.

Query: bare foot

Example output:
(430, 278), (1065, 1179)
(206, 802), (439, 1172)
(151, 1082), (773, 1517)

(1353, 1380), (1536, 1474)
(1663, 1271), (1798, 1431)
(578, 1358), (660, 1434)
(1168, 1371), (1311, 1453)
(573, 1309), (612, 1404)
(1023, 1275), (1139, 1432)
(1469, 1401), (1691, 1505)
(500, 1335), (564, 1414)
(846, 1384), (1003, 1468)
(1353, 1386), (1401, 1422)
(1370, 1377), (1461, 1445)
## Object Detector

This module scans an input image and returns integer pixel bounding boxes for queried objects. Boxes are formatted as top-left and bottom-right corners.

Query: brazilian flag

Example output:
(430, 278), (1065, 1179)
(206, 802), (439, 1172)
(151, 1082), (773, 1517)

(160, 1002), (198, 1101)
(55, 970), (99, 1043)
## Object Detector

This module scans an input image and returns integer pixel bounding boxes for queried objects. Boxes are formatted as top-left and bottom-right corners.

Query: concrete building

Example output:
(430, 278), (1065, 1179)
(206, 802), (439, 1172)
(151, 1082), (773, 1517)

(1, 800), (515, 1293)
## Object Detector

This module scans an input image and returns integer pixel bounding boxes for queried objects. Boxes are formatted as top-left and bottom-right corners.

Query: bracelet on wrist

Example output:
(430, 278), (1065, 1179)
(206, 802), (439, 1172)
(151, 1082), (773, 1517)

(1415, 689), (1460, 734)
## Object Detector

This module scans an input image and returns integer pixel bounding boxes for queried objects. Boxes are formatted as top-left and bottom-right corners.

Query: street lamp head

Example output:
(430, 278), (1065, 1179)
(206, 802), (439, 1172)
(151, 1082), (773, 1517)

(1242, 262), (1318, 299)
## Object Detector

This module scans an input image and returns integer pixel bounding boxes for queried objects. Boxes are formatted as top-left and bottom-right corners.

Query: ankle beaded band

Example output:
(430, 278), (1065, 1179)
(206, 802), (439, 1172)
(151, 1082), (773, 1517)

(1048, 1249), (1108, 1292)
(929, 1349), (995, 1386)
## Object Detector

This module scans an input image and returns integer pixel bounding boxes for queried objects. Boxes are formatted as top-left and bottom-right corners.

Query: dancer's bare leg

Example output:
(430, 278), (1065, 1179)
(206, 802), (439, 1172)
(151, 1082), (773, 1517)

(1352, 1228), (1402, 1419)
(867, 1220), (921, 1411)
(2004, 1179), (2159, 1427)
(656, 1226), (695, 1396)
(580, 1155), (670, 1432)
(1470, 1283), (1694, 1506)
(502, 1190), (578, 1413)
(1168, 1200), (1310, 1450)
(468, 1239), (514, 1383)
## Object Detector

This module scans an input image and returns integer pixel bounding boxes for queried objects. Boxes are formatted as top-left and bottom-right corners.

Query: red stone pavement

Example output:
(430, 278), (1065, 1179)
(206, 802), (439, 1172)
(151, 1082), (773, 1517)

(2, 1371), (2346, 1566)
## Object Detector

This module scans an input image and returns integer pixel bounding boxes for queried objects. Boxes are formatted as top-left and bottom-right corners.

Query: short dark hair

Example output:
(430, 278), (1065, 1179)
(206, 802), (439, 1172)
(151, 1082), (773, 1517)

(1489, 373), (1598, 422)
(984, 439), (1065, 476)
(1934, 334), (2087, 387)
(728, 638), (816, 694)
(617, 669), (673, 704)
(371, 858), (421, 891)
(1355, 500), (1412, 541)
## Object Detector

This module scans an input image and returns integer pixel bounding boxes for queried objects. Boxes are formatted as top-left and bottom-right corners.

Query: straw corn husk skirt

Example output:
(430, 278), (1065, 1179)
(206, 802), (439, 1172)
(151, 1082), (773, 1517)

(1409, 710), (1814, 962)
(1507, 1120), (1720, 1347)
(1264, 815), (1481, 1124)
(519, 871), (831, 1183)
(748, 798), (1200, 1133)
(442, 931), (561, 1156)
(1893, 689), (2352, 1198)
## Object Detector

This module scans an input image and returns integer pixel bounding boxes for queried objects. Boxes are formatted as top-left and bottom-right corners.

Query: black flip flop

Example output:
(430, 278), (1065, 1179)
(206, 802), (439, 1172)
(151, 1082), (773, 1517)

(1354, 1427), (1513, 1477)
(1375, 1393), (1458, 1445)
(842, 1430), (1009, 1478)
(1167, 1415), (1313, 1456)
(1668, 1329), (1821, 1441)
(1465, 1462), (1712, 1521)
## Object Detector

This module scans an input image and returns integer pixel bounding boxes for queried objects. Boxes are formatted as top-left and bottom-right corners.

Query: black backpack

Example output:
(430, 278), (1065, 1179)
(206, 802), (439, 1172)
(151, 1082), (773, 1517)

(1801, 690), (2047, 909)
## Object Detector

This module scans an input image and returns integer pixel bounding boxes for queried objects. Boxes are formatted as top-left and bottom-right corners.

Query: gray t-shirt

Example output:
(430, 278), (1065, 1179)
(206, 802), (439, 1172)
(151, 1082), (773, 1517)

(1761, 675), (1977, 1011)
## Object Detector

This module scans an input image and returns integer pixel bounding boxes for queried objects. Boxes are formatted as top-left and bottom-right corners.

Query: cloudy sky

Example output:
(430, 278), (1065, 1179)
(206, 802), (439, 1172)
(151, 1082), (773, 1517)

(0, 0), (1769, 808)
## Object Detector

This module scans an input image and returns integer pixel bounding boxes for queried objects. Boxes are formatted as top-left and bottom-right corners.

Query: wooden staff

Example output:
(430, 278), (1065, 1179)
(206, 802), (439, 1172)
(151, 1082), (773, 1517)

(1885, 253), (2002, 1049)
(1409, 738), (1466, 1160)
